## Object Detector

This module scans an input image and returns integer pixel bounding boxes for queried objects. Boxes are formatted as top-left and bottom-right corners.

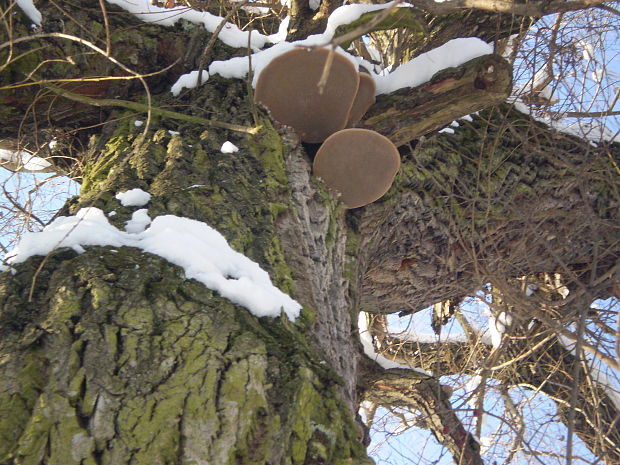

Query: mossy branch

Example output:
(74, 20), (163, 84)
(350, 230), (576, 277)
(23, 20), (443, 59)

(362, 54), (512, 146)
(45, 84), (261, 135)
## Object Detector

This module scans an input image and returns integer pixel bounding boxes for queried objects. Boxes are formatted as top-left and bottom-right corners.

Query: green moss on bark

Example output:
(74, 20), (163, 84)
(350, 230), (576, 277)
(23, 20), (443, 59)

(0, 246), (369, 465)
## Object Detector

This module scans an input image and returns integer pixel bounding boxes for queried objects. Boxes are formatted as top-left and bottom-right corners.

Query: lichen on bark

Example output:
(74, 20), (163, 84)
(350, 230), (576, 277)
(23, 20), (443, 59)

(0, 241), (369, 464)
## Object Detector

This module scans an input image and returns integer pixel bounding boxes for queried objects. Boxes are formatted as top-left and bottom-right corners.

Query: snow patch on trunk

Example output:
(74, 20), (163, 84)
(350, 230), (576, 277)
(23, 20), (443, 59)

(115, 188), (151, 207)
(6, 208), (301, 320)
(105, 0), (270, 50)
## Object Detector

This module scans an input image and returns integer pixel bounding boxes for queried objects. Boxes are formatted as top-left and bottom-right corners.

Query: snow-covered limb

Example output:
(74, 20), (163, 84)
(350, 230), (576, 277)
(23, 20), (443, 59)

(191, 1), (493, 97)
(358, 312), (433, 375)
(6, 207), (301, 320)
(373, 38), (493, 94)
(105, 0), (272, 50)
(361, 54), (511, 145)
(408, 0), (614, 17)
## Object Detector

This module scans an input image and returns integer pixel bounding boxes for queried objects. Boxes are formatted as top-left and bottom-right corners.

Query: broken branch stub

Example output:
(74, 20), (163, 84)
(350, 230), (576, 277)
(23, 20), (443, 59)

(254, 48), (359, 143)
(313, 128), (400, 208)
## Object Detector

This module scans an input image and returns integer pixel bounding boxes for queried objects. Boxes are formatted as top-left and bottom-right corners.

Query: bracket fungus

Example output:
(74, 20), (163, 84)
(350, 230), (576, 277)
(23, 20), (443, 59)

(346, 73), (376, 128)
(255, 47), (400, 208)
(312, 129), (400, 209)
(254, 48), (359, 143)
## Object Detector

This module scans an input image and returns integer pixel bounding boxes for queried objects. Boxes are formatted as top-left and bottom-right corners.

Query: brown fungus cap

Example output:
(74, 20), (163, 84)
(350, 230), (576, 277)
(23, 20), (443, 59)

(254, 48), (359, 143)
(346, 73), (376, 127)
(312, 129), (400, 208)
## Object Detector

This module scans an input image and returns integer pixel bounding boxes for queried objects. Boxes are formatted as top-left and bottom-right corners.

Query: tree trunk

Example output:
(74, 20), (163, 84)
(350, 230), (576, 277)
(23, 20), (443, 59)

(1, 2), (619, 464)
(0, 4), (369, 457)
(0, 83), (374, 465)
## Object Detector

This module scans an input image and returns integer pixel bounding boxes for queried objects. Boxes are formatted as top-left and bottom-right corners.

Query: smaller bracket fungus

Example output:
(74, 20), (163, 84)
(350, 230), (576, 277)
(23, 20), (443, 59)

(254, 48), (359, 143)
(312, 129), (400, 209)
(346, 73), (376, 128)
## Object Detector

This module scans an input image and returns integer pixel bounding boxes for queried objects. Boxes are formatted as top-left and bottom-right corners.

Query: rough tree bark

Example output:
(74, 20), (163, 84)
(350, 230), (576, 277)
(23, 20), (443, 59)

(0, 1), (618, 465)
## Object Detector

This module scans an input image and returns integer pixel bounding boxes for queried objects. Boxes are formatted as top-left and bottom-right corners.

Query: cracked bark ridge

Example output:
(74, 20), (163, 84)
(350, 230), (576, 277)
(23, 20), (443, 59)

(0, 247), (370, 465)
(276, 127), (360, 408)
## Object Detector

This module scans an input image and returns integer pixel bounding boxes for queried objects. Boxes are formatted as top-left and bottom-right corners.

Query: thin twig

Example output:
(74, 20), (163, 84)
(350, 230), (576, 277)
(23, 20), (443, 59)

(98, 0), (112, 55)
(246, 29), (260, 125)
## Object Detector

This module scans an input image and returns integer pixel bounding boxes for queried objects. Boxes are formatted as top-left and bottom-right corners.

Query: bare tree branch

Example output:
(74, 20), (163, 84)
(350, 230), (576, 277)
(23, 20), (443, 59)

(364, 369), (485, 465)
(414, 0), (613, 17)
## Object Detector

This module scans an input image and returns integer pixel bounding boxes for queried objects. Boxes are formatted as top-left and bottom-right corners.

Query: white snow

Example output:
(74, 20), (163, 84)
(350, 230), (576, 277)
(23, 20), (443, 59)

(105, 0), (270, 50)
(125, 209), (152, 234)
(488, 316), (502, 348)
(374, 38), (493, 94)
(210, 2), (415, 88)
(220, 141), (239, 153)
(168, 130), (180, 136)
(269, 16), (290, 44)
(358, 400), (375, 423)
(556, 323), (620, 410)
(7, 208), (301, 320)
(171, 70), (209, 96)
(0, 149), (51, 171)
(485, 309), (512, 348)
(358, 312), (433, 375)
(115, 188), (151, 207)
(16, 0), (42, 26)
(134, 120), (144, 127)
(588, 362), (620, 410)
(438, 127), (455, 134)
(557, 323), (577, 354)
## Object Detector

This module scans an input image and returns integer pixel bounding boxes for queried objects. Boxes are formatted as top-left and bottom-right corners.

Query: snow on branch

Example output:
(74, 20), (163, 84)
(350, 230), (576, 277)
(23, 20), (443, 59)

(105, 0), (274, 50)
(207, 0), (493, 95)
(0, 146), (52, 173)
(358, 312), (432, 376)
(5, 206), (301, 320)
(15, 0), (42, 26)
